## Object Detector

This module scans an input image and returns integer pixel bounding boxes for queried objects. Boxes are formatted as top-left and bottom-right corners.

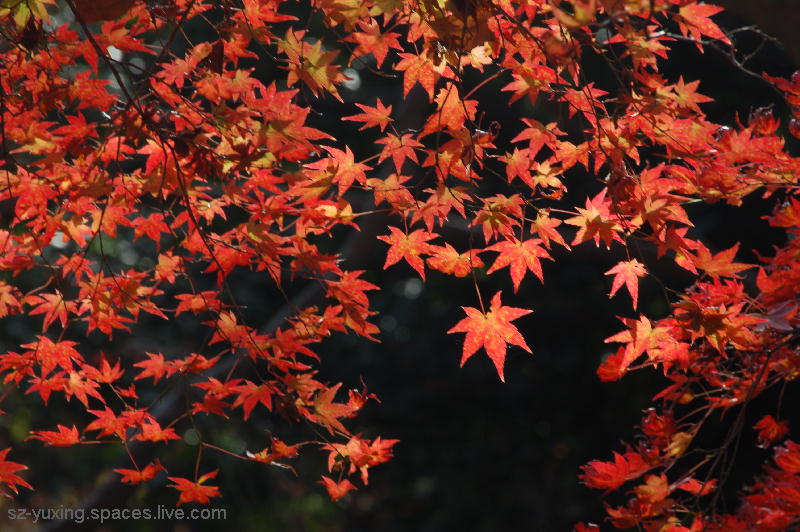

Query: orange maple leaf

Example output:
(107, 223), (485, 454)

(447, 291), (532, 382)
(395, 53), (441, 101)
(690, 242), (752, 278)
(342, 99), (393, 131)
(605, 259), (647, 309)
(313, 383), (355, 435)
(377, 226), (438, 279)
(426, 243), (484, 278)
(319, 475), (356, 501)
(168, 471), (221, 506)
(486, 237), (551, 292)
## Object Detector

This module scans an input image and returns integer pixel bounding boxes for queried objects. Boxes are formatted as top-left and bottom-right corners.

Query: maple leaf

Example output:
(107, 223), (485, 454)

(426, 243), (484, 277)
(375, 133), (423, 172)
(85, 407), (128, 439)
(168, 471), (221, 506)
(25, 291), (71, 331)
(395, 53), (440, 101)
(605, 259), (647, 309)
(133, 418), (181, 443)
(231, 380), (274, 420)
(0, 448), (32, 497)
(134, 352), (169, 383)
(368, 173), (415, 210)
(305, 145), (369, 195)
(565, 190), (623, 248)
(319, 475), (356, 501)
(690, 243), (752, 278)
(28, 425), (81, 446)
(115, 460), (165, 485)
(448, 291), (532, 382)
(344, 19), (402, 67)
(313, 383), (356, 435)
(377, 226), (438, 279)
(677, 3), (730, 47)
(342, 99), (393, 131)
(486, 237), (551, 292)
(754, 415), (789, 448)
(580, 451), (650, 493)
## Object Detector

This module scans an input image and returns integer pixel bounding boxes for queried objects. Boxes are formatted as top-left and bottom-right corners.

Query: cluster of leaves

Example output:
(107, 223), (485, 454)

(0, 0), (799, 528)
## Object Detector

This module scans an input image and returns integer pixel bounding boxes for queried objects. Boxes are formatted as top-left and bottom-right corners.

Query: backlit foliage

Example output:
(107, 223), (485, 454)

(1, 0), (799, 528)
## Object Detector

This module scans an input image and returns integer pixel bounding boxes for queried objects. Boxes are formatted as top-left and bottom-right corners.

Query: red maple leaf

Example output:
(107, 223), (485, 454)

(754, 415), (789, 448)
(342, 99), (393, 131)
(580, 451), (650, 492)
(0, 448), (32, 497)
(115, 459), (165, 485)
(28, 425), (81, 446)
(231, 380), (274, 420)
(448, 291), (532, 382)
(168, 471), (221, 506)
(605, 259), (647, 309)
(677, 3), (730, 46)
(24, 292), (71, 331)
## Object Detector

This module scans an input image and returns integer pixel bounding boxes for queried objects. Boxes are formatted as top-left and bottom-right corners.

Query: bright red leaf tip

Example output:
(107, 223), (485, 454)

(605, 259), (647, 309)
(448, 291), (532, 382)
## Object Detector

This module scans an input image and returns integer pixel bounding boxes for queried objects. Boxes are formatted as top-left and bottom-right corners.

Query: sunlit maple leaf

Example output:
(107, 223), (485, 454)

(565, 190), (623, 248)
(305, 145), (369, 195)
(677, 3), (730, 47)
(395, 53), (440, 101)
(168, 471), (221, 506)
(486, 237), (551, 292)
(375, 133), (423, 172)
(426, 243), (484, 277)
(690, 242), (752, 278)
(342, 99), (393, 131)
(344, 19), (402, 67)
(448, 291), (532, 382)
(377, 226), (438, 279)
(605, 259), (647, 309)
(313, 383), (355, 435)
